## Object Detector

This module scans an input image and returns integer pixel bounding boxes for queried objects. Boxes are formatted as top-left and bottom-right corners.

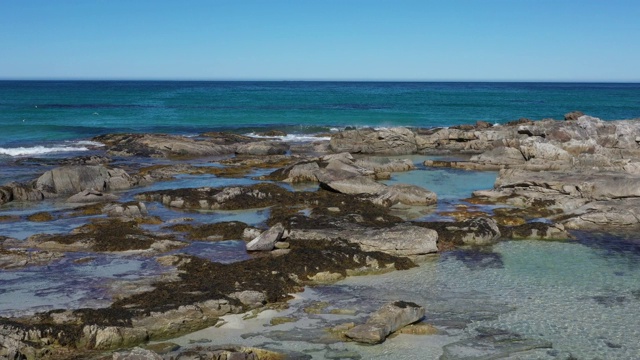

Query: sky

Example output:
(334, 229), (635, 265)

(1, 0), (639, 81)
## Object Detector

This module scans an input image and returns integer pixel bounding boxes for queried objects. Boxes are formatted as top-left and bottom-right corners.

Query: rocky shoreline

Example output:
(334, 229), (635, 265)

(1, 113), (639, 359)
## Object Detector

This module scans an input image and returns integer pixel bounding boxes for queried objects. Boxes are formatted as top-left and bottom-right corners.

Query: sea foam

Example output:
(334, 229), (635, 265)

(245, 133), (331, 142)
(0, 142), (101, 157)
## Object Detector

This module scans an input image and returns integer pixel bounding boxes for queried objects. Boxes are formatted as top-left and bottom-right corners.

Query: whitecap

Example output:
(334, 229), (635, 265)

(0, 145), (90, 157)
(245, 133), (330, 142)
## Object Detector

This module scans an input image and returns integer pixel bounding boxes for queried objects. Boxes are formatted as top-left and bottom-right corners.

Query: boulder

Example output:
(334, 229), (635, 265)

(246, 223), (285, 251)
(374, 184), (437, 206)
(0, 182), (45, 205)
(236, 141), (289, 156)
(345, 301), (425, 344)
(330, 128), (418, 155)
(67, 189), (118, 203)
(36, 165), (133, 195)
(289, 223), (438, 256)
(318, 173), (387, 195)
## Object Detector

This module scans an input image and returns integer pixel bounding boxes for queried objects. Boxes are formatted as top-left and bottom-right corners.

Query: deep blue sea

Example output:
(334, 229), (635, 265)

(1, 81), (639, 155)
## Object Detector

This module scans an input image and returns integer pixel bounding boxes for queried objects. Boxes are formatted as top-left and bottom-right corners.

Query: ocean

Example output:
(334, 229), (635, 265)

(2, 81), (640, 358)
(1, 81), (639, 155)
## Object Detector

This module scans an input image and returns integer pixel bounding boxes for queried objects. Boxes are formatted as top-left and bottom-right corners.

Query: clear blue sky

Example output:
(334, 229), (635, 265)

(1, 0), (639, 81)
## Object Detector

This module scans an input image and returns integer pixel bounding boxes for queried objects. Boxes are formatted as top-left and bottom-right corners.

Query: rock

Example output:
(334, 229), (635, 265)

(330, 127), (419, 155)
(345, 301), (425, 344)
(67, 189), (118, 203)
(318, 173), (387, 195)
(242, 227), (263, 241)
(354, 157), (415, 173)
(236, 141), (290, 156)
(0, 182), (45, 205)
(246, 223), (285, 251)
(564, 110), (584, 120)
(501, 222), (570, 240)
(93, 133), (236, 158)
(113, 347), (163, 360)
(228, 290), (267, 308)
(35, 165), (133, 195)
(424, 218), (501, 246)
(80, 325), (149, 350)
(374, 184), (437, 206)
(290, 223), (438, 256)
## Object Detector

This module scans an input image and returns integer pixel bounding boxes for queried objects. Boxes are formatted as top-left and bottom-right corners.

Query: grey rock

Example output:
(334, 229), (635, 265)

(290, 223), (438, 256)
(374, 183), (437, 206)
(318, 173), (387, 195)
(236, 141), (289, 156)
(36, 165), (133, 195)
(113, 347), (163, 360)
(246, 223), (285, 251)
(228, 290), (267, 308)
(345, 301), (425, 344)
(67, 189), (118, 203)
(330, 127), (418, 155)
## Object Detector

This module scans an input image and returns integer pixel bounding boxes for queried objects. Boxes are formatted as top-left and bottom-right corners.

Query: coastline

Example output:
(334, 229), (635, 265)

(1, 113), (640, 358)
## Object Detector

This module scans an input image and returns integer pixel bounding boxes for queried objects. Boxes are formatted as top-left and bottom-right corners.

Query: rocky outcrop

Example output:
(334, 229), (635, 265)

(35, 165), (135, 195)
(236, 141), (289, 155)
(330, 127), (419, 155)
(93, 133), (237, 158)
(0, 182), (45, 205)
(345, 301), (425, 344)
(289, 223), (438, 256)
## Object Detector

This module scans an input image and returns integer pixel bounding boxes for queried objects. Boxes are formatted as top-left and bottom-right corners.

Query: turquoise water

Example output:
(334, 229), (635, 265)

(1, 81), (639, 150)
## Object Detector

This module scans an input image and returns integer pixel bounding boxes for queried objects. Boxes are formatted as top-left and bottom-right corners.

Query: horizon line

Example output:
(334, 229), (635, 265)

(1, 77), (640, 84)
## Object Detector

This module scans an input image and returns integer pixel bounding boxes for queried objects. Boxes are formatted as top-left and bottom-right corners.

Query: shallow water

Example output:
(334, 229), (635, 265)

(0, 253), (165, 317)
(171, 239), (640, 359)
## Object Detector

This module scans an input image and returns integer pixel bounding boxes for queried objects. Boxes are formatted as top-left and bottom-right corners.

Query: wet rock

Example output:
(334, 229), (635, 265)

(25, 218), (178, 252)
(246, 223), (285, 251)
(345, 301), (425, 344)
(27, 211), (54, 222)
(164, 345), (286, 360)
(0, 246), (64, 269)
(103, 202), (149, 219)
(67, 189), (119, 203)
(426, 217), (500, 246)
(168, 221), (248, 241)
(500, 222), (570, 241)
(113, 347), (163, 360)
(235, 140), (289, 155)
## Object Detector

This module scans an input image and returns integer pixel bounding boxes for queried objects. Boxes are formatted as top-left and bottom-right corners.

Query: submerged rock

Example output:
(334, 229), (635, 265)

(345, 301), (425, 344)
(440, 327), (552, 360)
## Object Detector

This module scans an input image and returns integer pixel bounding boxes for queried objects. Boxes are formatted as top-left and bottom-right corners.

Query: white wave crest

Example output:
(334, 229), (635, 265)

(70, 140), (105, 147)
(245, 133), (331, 142)
(0, 145), (91, 156)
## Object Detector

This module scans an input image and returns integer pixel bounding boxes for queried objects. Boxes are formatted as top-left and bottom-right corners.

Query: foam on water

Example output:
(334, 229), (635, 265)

(0, 145), (90, 156)
(245, 132), (331, 142)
